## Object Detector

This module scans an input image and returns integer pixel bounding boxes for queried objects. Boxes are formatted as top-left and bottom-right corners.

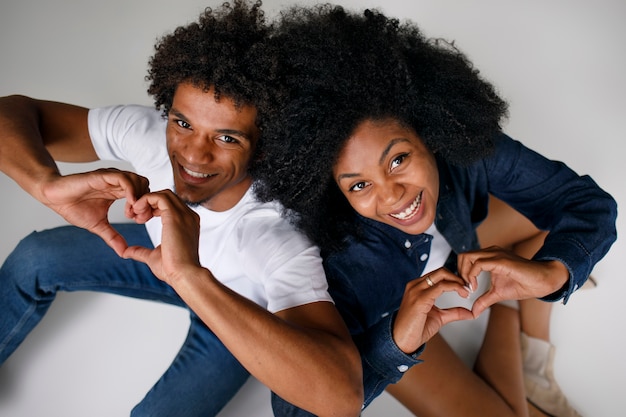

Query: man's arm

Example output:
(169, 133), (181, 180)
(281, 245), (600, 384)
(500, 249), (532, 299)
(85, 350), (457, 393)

(0, 95), (96, 193)
(179, 277), (363, 417)
(0, 95), (150, 255)
(123, 189), (364, 417)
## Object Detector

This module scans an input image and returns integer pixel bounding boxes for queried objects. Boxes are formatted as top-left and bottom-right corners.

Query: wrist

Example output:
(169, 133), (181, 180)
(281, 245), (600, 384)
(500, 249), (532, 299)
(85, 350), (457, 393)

(168, 264), (213, 290)
(543, 260), (570, 295)
(34, 170), (64, 205)
(391, 312), (422, 354)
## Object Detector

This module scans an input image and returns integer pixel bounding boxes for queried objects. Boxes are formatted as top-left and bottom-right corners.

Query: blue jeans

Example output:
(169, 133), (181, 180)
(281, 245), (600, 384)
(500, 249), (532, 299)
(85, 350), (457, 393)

(0, 224), (249, 416)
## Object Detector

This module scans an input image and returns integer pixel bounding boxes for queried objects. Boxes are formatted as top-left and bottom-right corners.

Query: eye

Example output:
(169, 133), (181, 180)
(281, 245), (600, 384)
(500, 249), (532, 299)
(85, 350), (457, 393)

(175, 119), (191, 129)
(390, 153), (408, 170)
(217, 134), (240, 144)
(348, 181), (369, 192)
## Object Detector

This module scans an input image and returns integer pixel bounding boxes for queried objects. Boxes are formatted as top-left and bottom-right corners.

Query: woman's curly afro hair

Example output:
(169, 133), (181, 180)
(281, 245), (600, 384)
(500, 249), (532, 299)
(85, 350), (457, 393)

(253, 4), (509, 252)
(146, 0), (273, 119)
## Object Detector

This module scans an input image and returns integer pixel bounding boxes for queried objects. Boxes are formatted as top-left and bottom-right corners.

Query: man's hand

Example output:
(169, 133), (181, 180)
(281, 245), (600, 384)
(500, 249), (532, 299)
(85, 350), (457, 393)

(40, 168), (150, 256)
(123, 189), (202, 285)
(457, 246), (569, 317)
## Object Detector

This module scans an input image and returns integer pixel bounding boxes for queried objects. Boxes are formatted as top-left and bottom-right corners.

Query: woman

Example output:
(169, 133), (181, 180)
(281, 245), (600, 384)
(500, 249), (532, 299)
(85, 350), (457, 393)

(255, 5), (617, 417)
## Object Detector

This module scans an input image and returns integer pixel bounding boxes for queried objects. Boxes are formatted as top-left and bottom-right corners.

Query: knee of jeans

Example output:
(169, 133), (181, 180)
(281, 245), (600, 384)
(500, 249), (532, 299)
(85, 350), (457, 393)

(1, 229), (65, 289)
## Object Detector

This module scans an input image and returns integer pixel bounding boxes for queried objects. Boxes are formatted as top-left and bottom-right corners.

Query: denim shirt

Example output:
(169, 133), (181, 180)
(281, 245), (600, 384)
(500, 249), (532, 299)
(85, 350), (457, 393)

(271, 133), (617, 415)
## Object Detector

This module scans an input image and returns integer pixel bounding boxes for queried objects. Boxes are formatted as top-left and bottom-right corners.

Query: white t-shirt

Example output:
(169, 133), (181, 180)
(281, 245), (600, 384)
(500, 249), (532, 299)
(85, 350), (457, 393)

(422, 223), (452, 275)
(88, 104), (332, 313)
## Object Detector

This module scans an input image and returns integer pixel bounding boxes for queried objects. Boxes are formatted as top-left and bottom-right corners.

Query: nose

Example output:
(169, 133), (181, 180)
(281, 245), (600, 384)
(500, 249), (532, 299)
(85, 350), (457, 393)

(377, 179), (404, 206)
(182, 133), (215, 164)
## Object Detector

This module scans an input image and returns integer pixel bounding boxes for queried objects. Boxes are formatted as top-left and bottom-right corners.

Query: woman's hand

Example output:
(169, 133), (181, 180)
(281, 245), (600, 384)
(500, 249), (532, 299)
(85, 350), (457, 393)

(457, 246), (569, 317)
(392, 267), (473, 354)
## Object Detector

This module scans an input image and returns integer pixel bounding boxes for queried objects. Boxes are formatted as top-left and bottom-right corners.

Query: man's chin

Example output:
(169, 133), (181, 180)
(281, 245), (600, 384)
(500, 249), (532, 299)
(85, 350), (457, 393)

(173, 188), (207, 208)
(180, 196), (209, 208)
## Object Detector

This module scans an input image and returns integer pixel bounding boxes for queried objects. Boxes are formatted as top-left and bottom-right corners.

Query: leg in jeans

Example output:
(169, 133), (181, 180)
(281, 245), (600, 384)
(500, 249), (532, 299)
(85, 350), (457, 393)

(132, 313), (250, 417)
(0, 223), (180, 363)
(0, 224), (248, 416)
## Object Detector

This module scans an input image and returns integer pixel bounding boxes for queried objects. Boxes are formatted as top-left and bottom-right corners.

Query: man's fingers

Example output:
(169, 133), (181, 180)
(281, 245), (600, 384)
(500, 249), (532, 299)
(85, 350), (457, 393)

(127, 174), (150, 202)
(122, 245), (153, 263)
(126, 198), (159, 224)
(94, 168), (150, 203)
(90, 223), (128, 257)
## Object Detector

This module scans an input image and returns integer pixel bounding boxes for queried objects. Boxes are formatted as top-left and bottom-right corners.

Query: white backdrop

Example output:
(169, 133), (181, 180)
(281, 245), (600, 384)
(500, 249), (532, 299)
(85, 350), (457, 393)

(1, 0), (624, 416)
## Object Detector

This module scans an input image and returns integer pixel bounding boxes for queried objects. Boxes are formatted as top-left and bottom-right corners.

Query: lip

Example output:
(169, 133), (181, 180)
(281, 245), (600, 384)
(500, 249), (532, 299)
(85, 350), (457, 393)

(178, 163), (215, 184)
(387, 191), (424, 224)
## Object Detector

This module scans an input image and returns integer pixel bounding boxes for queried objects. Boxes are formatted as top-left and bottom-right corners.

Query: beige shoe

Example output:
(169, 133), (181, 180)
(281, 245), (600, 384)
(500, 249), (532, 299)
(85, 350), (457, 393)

(528, 400), (552, 417)
(521, 333), (583, 417)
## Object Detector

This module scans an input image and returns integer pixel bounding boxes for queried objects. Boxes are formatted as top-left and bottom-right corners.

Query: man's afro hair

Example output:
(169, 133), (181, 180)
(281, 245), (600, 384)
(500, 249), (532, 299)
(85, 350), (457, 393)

(146, 0), (273, 117)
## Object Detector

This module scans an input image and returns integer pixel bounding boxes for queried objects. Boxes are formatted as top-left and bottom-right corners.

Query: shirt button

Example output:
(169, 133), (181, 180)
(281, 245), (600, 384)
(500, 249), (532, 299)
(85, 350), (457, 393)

(381, 312), (390, 318)
(420, 253), (429, 261)
(404, 240), (411, 248)
(397, 365), (409, 372)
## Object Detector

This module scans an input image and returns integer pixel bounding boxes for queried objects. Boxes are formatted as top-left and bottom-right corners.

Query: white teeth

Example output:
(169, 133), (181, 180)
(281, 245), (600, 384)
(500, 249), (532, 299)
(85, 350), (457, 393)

(390, 193), (422, 220)
(183, 167), (211, 178)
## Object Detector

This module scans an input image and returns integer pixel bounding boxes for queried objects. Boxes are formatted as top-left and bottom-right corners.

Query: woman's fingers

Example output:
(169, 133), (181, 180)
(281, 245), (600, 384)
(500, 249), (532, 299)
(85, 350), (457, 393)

(419, 267), (472, 297)
(394, 269), (474, 352)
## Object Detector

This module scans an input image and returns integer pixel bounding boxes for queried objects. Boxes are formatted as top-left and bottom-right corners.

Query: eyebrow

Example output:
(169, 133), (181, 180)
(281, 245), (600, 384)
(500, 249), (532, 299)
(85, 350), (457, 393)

(336, 172), (359, 182)
(336, 137), (411, 182)
(169, 108), (187, 121)
(379, 137), (410, 165)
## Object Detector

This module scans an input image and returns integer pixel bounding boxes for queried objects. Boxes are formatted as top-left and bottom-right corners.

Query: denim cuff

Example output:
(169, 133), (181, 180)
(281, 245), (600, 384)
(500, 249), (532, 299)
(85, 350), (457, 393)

(533, 236), (593, 304)
(357, 313), (425, 407)
(359, 313), (424, 382)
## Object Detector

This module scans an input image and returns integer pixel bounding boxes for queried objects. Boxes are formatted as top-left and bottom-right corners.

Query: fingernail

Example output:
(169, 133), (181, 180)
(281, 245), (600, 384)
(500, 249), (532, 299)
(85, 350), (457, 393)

(463, 285), (472, 297)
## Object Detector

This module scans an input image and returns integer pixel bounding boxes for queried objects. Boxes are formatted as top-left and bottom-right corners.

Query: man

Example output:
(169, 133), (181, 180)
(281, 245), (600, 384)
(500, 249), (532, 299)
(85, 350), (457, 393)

(0, 2), (362, 416)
